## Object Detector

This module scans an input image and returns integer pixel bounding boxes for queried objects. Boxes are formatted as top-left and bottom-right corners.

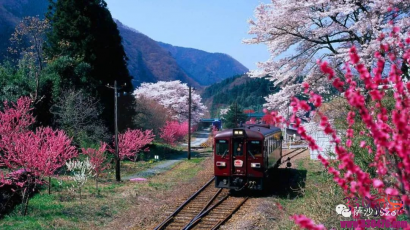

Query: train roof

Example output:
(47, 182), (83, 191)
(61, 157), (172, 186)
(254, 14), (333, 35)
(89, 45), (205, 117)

(215, 124), (281, 139)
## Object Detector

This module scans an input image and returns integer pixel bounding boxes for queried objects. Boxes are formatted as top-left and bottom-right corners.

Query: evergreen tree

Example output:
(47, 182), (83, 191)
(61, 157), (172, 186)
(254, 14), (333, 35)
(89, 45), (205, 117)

(45, 0), (134, 132)
(222, 103), (248, 129)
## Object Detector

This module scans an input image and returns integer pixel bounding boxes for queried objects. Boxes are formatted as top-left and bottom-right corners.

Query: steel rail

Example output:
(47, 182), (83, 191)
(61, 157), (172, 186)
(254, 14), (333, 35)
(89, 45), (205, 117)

(182, 194), (230, 230)
(153, 177), (215, 230)
(210, 197), (248, 230)
(180, 188), (223, 229)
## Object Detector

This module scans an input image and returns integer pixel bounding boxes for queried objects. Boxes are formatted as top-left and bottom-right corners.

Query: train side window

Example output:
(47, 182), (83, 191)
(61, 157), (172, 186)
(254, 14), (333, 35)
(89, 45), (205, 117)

(233, 139), (244, 156)
(247, 141), (262, 157)
(216, 140), (229, 156)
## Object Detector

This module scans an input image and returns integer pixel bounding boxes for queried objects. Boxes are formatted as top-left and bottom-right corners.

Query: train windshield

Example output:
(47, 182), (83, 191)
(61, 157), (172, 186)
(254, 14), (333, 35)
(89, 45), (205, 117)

(233, 139), (244, 156)
(247, 140), (262, 157)
(216, 140), (229, 156)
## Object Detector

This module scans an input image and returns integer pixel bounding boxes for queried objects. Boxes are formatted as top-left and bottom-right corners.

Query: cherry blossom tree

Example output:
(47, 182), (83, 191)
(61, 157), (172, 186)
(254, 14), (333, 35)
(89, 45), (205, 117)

(0, 127), (77, 215)
(133, 81), (207, 123)
(0, 97), (78, 215)
(116, 129), (155, 161)
(82, 142), (108, 193)
(246, 1), (410, 111)
(160, 121), (189, 146)
(287, 25), (410, 229)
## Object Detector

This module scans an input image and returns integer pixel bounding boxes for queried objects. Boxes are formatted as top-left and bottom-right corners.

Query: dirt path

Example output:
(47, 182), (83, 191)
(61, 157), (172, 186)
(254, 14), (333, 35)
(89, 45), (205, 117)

(181, 130), (210, 147)
(122, 158), (185, 180)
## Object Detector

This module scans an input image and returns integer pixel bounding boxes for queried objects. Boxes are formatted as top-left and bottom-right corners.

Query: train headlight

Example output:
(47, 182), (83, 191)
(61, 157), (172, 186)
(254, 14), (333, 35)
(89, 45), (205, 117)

(233, 129), (245, 136)
(216, 161), (226, 167)
(251, 163), (261, 168)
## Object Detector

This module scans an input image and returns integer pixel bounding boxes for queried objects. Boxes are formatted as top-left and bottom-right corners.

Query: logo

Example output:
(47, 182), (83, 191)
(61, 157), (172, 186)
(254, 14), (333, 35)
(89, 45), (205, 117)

(335, 204), (352, 218)
(234, 160), (243, 167)
(341, 195), (405, 217)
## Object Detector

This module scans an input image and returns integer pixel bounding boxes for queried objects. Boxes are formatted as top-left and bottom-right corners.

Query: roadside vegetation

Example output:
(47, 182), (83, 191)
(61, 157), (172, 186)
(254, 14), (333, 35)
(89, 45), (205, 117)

(0, 149), (212, 230)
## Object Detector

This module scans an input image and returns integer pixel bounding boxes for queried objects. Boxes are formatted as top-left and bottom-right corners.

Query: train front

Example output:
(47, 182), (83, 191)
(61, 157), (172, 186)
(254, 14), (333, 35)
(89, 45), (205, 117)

(213, 128), (265, 190)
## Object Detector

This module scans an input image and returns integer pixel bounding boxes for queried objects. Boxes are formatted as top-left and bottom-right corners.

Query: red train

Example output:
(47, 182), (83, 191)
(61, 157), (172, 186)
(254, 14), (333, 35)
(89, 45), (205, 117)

(214, 124), (282, 190)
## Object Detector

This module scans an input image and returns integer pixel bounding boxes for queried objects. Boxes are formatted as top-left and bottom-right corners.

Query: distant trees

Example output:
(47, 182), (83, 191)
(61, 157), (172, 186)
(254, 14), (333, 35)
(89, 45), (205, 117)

(202, 75), (275, 117)
(160, 121), (189, 146)
(46, 0), (134, 132)
(116, 129), (155, 161)
(9, 16), (49, 101)
(0, 62), (33, 104)
(133, 96), (170, 136)
(50, 89), (109, 147)
(221, 103), (248, 129)
(133, 81), (207, 123)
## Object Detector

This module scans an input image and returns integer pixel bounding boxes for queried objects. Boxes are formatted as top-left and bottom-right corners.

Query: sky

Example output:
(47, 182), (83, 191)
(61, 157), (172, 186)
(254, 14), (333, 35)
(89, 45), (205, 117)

(104, 0), (271, 70)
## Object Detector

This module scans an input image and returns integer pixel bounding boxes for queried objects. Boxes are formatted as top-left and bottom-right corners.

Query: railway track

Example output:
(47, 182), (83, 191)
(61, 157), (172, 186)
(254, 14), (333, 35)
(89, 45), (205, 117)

(154, 177), (248, 230)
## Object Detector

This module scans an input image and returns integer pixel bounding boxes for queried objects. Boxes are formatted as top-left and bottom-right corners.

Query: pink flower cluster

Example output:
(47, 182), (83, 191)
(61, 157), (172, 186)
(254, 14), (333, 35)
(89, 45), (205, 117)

(261, 108), (285, 127)
(290, 26), (410, 229)
(160, 120), (189, 146)
(291, 215), (325, 230)
(116, 129), (155, 160)
(0, 97), (78, 187)
(82, 142), (109, 176)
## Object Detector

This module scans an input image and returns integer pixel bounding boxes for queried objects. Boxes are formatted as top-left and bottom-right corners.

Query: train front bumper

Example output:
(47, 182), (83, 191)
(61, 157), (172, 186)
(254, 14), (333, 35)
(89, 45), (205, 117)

(215, 176), (264, 190)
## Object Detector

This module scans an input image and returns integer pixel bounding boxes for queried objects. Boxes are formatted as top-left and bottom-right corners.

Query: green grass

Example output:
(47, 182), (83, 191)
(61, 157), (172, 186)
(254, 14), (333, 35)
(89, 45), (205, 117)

(0, 150), (208, 230)
(261, 158), (346, 229)
(1, 195), (71, 230)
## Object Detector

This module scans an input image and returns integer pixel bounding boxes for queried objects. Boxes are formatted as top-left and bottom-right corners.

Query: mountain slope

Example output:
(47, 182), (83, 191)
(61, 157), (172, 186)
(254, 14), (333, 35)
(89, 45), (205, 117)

(0, 0), (248, 88)
(158, 42), (248, 86)
(116, 21), (199, 87)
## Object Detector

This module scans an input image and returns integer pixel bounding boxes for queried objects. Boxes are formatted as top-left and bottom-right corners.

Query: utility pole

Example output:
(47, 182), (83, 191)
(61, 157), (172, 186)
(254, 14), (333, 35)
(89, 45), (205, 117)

(188, 86), (192, 160)
(106, 80), (124, 182)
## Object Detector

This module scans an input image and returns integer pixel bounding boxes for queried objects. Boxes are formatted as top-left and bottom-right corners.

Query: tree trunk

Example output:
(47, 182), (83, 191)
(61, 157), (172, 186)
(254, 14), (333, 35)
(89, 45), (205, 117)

(23, 191), (30, 216)
(21, 181), (32, 216)
(48, 176), (51, 195)
(20, 187), (27, 216)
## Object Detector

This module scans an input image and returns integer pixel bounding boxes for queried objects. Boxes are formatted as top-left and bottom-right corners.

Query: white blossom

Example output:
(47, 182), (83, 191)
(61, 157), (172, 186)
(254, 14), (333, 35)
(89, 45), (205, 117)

(66, 158), (95, 195)
(245, 0), (410, 111)
(133, 81), (207, 123)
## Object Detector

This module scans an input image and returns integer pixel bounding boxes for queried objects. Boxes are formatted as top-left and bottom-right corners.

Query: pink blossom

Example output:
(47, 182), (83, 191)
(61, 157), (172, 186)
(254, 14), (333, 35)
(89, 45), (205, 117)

(360, 141), (366, 148)
(160, 121), (188, 146)
(115, 129), (155, 160)
(291, 215), (325, 230)
(373, 179), (384, 188)
(385, 188), (399, 196)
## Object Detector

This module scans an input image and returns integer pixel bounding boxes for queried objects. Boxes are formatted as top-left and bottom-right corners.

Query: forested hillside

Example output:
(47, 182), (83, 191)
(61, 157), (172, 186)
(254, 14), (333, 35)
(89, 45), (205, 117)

(202, 75), (279, 117)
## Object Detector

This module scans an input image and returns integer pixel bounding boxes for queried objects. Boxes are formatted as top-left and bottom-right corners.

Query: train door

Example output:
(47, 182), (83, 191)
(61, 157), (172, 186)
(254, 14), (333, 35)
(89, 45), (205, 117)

(232, 138), (246, 176)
